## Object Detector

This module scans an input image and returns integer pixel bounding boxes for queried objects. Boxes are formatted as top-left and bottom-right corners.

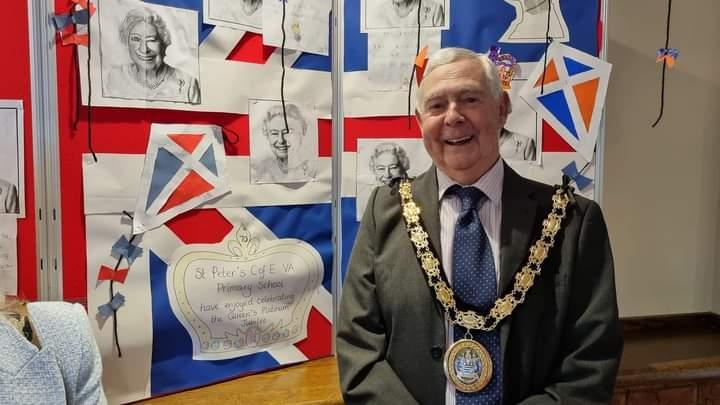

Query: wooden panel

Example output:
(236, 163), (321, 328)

(627, 385), (696, 405)
(700, 380), (720, 404)
(611, 391), (627, 405)
(136, 357), (343, 405)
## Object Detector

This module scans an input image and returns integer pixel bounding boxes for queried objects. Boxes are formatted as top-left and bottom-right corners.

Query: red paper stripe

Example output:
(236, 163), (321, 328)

(541, 120), (575, 152)
(294, 307), (332, 359)
(344, 117), (422, 152)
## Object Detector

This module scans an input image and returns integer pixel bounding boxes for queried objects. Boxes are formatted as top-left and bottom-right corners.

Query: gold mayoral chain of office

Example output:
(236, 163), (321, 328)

(399, 178), (571, 332)
(398, 178), (571, 392)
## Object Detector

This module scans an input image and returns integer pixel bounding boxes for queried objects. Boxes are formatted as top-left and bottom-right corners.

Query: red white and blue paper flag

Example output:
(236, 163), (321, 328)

(519, 42), (612, 161)
(146, 207), (333, 396)
(133, 124), (230, 234)
(84, 173), (333, 402)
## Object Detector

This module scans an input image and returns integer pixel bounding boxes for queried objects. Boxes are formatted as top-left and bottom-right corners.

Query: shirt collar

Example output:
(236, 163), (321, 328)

(436, 158), (504, 207)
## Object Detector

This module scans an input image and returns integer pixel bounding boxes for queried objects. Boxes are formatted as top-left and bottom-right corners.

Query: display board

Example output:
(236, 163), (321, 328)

(7, 0), (609, 403)
(55, 0), (333, 402)
(1, 1), (38, 300)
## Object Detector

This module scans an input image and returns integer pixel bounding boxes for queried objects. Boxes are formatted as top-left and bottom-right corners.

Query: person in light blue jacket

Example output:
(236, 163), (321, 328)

(0, 301), (107, 405)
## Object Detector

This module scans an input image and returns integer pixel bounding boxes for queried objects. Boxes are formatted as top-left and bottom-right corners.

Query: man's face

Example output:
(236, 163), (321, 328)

(416, 59), (510, 184)
(390, 0), (418, 18)
(372, 151), (404, 186)
(128, 21), (164, 71)
(265, 115), (304, 160)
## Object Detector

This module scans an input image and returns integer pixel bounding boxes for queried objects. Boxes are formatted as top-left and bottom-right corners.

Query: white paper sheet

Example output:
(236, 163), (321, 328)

(367, 30), (441, 92)
(355, 138), (431, 220)
(499, 0), (570, 43)
(0, 216), (17, 296)
(510, 152), (595, 200)
(503, 73), (542, 164)
(199, 26), (247, 60)
(0, 100), (25, 217)
(361, 0), (450, 32)
(204, 0), (263, 33)
(80, 4), (333, 114)
(83, 154), (333, 215)
(98, 0), (201, 105)
(85, 214), (152, 404)
(262, 0), (331, 56)
(249, 99), (319, 184)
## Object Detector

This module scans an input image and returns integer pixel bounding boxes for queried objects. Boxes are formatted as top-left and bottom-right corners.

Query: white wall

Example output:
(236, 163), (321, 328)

(603, 0), (720, 316)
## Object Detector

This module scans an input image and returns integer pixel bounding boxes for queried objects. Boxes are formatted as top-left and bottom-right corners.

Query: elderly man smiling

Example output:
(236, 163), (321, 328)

(337, 47), (622, 405)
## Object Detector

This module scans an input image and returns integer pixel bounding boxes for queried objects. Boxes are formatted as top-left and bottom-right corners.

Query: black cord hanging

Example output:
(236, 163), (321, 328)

(107, 210), (137, 358)
(280, 0), (290, 133)
(651, 0), (673, 128)
(407, 0), (423, 129)
(540, 0), (553, 95)
(86, 19), (98, 162)
(72, 45), (82, 131)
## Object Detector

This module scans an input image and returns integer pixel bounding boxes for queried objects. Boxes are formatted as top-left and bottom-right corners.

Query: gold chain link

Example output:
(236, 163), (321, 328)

(399, 179), (570, 332)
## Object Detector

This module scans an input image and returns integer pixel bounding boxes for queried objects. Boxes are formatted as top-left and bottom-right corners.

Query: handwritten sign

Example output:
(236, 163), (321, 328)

(167, 227), (323, 360)
(367, 30), (440, 92)
(262, 0), (331, 56)
(0, 216), (17, 296)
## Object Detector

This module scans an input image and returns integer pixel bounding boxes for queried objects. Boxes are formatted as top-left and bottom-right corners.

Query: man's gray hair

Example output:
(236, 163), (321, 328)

(416, 47), (504, 113)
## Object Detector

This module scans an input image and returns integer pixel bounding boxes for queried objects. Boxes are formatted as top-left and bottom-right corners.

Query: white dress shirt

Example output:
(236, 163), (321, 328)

(437, 159), (504, 405)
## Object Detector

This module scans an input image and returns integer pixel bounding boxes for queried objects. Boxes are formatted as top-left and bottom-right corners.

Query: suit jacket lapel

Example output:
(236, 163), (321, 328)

(412, 167), (442, 259)
(499, 164), (538, 295)
(498, 164), (539, 357)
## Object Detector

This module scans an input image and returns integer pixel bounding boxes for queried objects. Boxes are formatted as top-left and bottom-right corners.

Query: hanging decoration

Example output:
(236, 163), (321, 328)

(98, 292), (126, 321)
(651, 0), (675, 127)
(561, 161), (593, 191)
(95, 211), (140, 357)
(488, 46), (517, 91)
(519, 41), (612, 161)
(656, 48), (679, 69)
(52, 0), (96, 47)
(414, 45), (429, 86)
(133, 124), (230, 234)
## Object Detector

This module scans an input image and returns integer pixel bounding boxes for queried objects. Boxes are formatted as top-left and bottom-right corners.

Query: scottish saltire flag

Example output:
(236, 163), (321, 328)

(520, 42), (611, 161)
(133, 124), (230, 234)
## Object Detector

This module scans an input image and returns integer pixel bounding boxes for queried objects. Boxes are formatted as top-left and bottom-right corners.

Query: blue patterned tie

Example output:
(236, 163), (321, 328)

(449, 186), (503, 405)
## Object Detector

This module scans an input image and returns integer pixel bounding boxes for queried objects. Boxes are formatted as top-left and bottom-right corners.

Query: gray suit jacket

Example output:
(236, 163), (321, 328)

(337, 164), (622, 405)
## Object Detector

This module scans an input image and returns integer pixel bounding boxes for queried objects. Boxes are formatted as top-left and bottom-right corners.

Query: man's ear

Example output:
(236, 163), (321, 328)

(415, 108), (423, 126)
(499, 92), (511, 124)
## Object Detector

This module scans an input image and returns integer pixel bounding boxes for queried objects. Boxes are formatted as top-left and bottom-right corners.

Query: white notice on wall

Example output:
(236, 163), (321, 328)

(0, 216), (18, 296)
(262, 0), (331, 56)
(367, 30), (441, 92)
